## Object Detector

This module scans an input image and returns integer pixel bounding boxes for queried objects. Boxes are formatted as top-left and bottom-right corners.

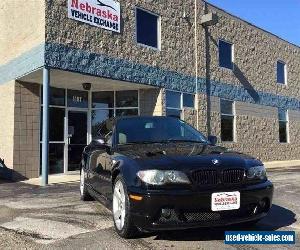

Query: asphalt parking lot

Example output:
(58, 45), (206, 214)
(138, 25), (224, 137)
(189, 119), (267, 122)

(0, 167), (299, 250)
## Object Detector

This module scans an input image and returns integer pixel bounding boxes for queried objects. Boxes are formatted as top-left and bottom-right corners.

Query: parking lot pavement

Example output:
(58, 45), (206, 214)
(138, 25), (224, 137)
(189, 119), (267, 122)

(0, 167), (299, 250)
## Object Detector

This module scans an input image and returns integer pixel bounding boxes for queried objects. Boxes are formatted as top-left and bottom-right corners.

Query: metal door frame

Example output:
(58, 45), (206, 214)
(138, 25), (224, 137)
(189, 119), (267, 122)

(64, 108), (90, 173)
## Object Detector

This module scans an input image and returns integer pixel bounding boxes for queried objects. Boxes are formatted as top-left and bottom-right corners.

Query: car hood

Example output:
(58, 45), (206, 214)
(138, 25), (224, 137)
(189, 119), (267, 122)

(116, 142), (261, 170)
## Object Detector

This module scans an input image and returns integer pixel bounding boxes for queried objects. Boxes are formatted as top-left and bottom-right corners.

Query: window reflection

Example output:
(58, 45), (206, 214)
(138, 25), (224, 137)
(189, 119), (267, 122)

(91, 109), (113, 137)
(166, 108), (181, 119)
(41, 87), (65, 106)
(40, 143), (64, 175)
(40, 107), (65, 142)
(116, 109), (138, 117)
(116, 91), (138, 107)
(166, 91), (181, 109)
(92, 91), (114, 108)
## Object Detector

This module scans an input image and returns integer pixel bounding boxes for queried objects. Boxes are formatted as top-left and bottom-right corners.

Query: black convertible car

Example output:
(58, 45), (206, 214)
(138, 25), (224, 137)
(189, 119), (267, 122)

(80, 116), (273, 238)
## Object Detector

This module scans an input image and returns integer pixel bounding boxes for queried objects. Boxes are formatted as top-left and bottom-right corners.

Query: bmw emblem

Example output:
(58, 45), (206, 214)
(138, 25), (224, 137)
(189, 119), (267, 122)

(212, 159), (219, 165)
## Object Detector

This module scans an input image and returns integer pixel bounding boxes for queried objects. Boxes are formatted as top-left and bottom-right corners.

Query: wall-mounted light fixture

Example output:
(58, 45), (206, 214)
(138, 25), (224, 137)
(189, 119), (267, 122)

(200, 12), (218, 26)
(82, 82), (92, 91)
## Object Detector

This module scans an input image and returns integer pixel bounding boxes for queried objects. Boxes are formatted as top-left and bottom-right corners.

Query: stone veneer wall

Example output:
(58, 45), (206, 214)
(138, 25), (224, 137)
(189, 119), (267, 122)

(13, 81), (40, 179)
(46, 0), (196, 78)
(195, 93), (300, 162)
(197, 1), (300, 100)
(0, 81), (15, 169)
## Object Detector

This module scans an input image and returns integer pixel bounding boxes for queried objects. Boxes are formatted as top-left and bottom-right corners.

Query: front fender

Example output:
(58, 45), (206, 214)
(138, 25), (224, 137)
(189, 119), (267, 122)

(111, 156), (141, 189)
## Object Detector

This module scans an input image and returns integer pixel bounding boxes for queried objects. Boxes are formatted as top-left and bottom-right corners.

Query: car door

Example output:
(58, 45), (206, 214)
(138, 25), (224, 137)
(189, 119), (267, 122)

(89, 120), (114, 197)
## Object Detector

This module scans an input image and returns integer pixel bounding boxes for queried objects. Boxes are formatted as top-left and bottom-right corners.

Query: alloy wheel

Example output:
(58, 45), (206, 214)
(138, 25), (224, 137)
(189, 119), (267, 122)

(80, 169), (85, 196)
(113, 179), (126, 230)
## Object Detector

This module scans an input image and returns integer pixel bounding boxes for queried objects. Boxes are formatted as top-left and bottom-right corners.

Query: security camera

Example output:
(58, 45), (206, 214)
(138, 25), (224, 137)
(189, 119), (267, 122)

(82, 82), (92, 91)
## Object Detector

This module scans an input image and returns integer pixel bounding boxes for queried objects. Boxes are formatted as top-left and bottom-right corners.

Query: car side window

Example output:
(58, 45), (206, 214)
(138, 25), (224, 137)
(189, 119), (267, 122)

(98, 120), (113, 144)
(105, 131), (113, 145)
(180, 124), (196, 140)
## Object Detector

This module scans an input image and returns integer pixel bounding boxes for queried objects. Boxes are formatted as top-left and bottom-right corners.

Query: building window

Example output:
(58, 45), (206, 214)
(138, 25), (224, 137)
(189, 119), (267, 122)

(219, 40), (233, 70)
(91, 90), (139, 137)
(183, 93), (195, 108)
(136, 7), (160, 49)
(277, 61), (287, 84)
(278, 109), (289, 143)
(220, 99), (235, 142)
(166, 91), (195, 119)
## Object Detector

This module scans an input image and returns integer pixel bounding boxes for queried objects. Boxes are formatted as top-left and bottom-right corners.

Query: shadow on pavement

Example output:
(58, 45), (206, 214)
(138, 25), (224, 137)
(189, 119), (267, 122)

(147, 204), (296, 241)
(0, 180), (80, 199)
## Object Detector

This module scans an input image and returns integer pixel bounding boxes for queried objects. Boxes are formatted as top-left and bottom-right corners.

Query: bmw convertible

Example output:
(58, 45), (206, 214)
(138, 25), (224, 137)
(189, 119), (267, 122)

(80, 116), (273, 238)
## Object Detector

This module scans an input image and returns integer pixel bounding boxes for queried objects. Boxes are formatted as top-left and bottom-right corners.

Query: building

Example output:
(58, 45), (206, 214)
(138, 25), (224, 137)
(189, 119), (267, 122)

(0, 0), (300, 181)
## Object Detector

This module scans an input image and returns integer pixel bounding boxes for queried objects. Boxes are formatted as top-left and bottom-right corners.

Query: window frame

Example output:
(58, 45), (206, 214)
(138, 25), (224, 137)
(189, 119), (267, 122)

(135, 6), (161, 50)
(277, 60), (287, 85)
(91, 90), (140, 138)
(278, 109), (289, 143)
(218, 39), (234, 70)
(165, 90), (195, 119)
(220, 99), (236, 142)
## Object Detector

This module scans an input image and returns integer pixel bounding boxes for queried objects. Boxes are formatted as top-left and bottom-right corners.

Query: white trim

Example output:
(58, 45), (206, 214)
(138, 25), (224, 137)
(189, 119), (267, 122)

(165, 89), (196, 110)
(233, 101), (236, 142)
(88, 90), (92, 143)
(286, 109), (290, 143)
(220, 99), (236, 142)
(137, 89), (141, 115)
(135, 6), (161, 50)
(278, 109), (289, 144)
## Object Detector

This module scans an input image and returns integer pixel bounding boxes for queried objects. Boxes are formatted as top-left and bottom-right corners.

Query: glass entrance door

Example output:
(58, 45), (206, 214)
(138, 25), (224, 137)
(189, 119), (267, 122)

(67, 110), (88, 171)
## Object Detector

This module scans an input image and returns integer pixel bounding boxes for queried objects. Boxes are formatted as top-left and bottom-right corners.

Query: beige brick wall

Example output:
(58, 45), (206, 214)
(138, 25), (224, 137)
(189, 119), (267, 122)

(0, 0), (45, 65)
(0, 81), (15, 169)
(140, 88), (165, 116)
(13, 81), (40, 179)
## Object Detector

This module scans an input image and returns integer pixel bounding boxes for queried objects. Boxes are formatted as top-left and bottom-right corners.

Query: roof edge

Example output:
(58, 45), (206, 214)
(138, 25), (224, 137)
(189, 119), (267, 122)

(203, 0), (300, 50)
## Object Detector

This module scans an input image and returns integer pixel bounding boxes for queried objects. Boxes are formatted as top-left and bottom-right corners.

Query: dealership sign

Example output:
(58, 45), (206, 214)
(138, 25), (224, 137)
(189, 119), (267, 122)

(68, 0), (120, 32)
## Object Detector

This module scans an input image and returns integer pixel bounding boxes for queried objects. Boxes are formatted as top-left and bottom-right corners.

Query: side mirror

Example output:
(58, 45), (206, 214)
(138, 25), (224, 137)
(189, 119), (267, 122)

(208, 135), (217, 145)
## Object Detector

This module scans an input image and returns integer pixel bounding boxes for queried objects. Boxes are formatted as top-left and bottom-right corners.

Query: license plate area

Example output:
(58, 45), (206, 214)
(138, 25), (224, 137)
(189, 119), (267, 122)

(211, 191), (240, 211)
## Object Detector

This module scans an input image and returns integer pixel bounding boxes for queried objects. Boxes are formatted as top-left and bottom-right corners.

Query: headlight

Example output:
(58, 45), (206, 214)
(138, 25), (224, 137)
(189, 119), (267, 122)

(137, 170), (191, 185)
(246, 165), (267, 180)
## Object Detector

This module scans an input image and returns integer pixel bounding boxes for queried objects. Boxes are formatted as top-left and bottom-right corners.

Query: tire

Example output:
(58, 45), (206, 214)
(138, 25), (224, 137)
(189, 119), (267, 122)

(112, 175), (138, 238)
(80, 168), (93, 201)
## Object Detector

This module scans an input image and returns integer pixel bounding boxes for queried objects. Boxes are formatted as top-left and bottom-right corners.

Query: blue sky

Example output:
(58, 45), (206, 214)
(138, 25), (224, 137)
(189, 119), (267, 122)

(206, 0), (300, 46)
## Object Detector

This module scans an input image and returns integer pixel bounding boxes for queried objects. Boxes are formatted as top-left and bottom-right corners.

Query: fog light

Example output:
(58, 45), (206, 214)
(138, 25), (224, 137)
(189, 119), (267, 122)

(259, 200), (266, 208)
(259, 198), (270, 212)
(161, 208), (172, 219)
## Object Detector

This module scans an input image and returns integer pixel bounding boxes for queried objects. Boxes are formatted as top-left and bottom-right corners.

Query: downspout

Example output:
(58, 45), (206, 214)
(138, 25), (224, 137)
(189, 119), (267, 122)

(194, 0), (199, 130)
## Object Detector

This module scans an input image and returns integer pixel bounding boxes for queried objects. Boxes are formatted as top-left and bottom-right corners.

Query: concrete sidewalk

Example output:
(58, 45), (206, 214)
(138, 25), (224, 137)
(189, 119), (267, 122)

(264, 160), (300, 169)
(21, 171), (80, 186)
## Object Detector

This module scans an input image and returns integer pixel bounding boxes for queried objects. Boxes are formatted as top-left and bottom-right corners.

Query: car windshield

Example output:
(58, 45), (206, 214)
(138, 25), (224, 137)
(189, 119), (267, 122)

(115, 117), (207, 145)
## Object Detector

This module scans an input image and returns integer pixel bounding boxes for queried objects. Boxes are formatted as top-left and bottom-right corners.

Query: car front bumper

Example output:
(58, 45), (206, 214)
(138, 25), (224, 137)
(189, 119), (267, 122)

(128, 181), (274, 231)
